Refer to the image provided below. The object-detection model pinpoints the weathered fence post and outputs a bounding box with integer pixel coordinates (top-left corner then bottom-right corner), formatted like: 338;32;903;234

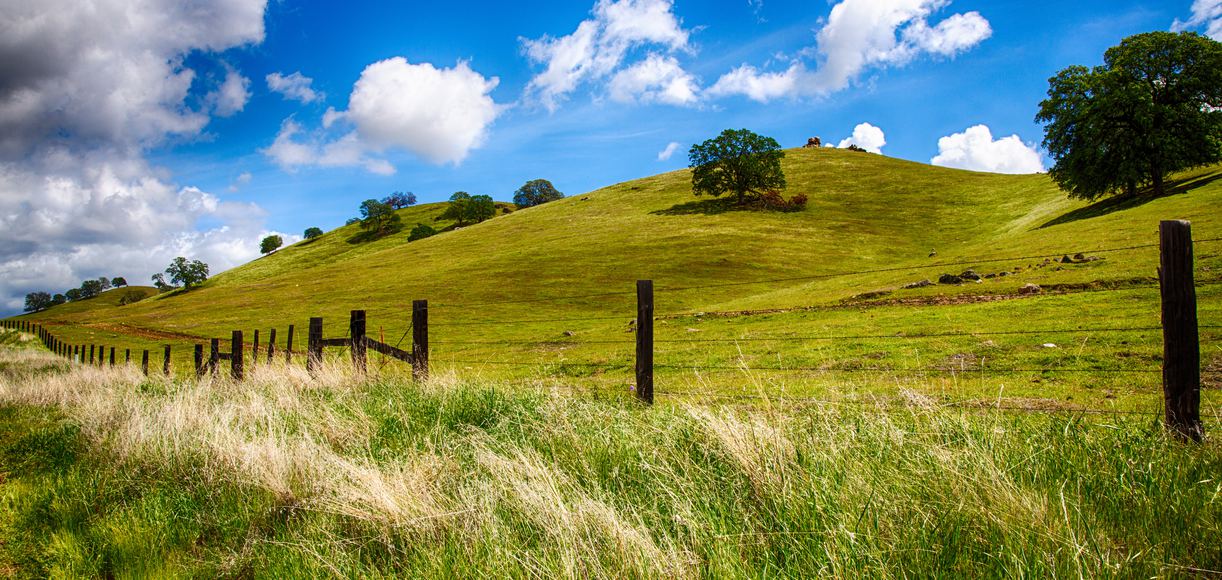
350;310;367;375
89;345;95;364
125;349;130;364
412;300;429;382
1159;220;1203;442
163;345;171;376
267;328;277;364
210;338;220;376
252;329;260;368
231;331;244;380
109;347;115;367
307;318;323;375
636;280;654;405
286;325;295;363
194;344;204;377
97;345;104;367
141;350;149;376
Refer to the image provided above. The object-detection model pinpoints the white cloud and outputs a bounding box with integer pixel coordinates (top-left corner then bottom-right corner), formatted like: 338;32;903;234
266;71;325;103
210;67;251;117
346;57;502;166
709;0;991;102
1172;0;1222;40
226;171;252;192
837;122;886;153
0;0;274;313
261;118;396;175
657;141;681;161
522;0;696;110
930;125;1044;174
608;54;699;105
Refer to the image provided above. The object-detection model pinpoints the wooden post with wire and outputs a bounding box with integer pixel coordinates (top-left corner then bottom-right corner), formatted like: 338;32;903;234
412;300;428;382
162;345;171;376
307;318;323;375
231;331;244;380
267;328;277;364
252;329;260;368
194;344;204;377
141;350;149;376
209;338;220;376
635;280;654;405
1159;219;1203;442
286;324;295;364
350;310;367;376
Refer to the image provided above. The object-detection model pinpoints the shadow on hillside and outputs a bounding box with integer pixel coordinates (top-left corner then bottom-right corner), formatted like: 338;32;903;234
650;198;761;216
346;226;404;244
1039;171;1222;229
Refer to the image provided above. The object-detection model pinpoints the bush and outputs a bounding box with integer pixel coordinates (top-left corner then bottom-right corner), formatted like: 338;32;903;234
408;223;437;242
759;190;808;212
118;290;147;306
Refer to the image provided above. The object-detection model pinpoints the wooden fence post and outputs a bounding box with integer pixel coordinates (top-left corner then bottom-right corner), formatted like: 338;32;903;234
267;328;277;364
1159;220;1203;442
252;329;260;368
231;331;244;380
635;280;654;405
97;345;104;367
125;349;130;364
210;338;220;376
89;345;95;364
412;300;429;382
350;310;366;375
109;347;115;367
194;344;204;377
163;345;171;376
141;350;149;376
307;318;323;375
286;325;295;363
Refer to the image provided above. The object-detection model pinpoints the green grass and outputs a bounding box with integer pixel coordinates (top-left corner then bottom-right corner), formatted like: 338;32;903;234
0;349;1219;578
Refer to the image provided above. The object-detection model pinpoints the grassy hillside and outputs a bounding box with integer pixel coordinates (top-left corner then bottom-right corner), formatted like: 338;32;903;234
8;148;1222;409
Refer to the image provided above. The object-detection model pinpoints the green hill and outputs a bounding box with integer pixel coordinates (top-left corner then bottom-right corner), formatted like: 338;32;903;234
10;148;1222;408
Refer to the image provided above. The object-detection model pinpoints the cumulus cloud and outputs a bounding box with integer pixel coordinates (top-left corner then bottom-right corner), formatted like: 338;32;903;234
657;141;682;161
1172;0;1222;40
930;125;1044;174
837;122;886;153
210;67;252;117
227;171;252;192
266;71;325;103
261;119;395;175
522;0;696;110
709;0;991;102
0;0;272;313
608;54;699;105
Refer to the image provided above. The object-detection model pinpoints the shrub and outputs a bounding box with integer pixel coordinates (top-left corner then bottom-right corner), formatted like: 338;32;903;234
118;290;147;306
408;223;437;242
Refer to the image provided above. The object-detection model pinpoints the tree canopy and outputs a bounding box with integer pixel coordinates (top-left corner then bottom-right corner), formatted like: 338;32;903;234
165;257;209;288
112;277;127;287
359;199;402;236
1037;31;1222;200
260;234;283;254
688;129;787;205
382;191;417;209
303;227;324;240
408;223;437;242
513;179;564;208
439;192;497;225
24;291;52;312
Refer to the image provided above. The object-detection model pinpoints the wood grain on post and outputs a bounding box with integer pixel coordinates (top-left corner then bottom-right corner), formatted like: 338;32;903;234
635;280;654;405
231;331;244;380
268;328;277;364
350;310;366;376
412;300;429;382
1159;220;1203;442
307;318;322;375
163;345;171;376
286;324;295;364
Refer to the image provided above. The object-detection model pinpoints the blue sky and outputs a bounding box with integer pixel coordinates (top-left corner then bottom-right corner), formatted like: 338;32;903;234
0;0;1218;314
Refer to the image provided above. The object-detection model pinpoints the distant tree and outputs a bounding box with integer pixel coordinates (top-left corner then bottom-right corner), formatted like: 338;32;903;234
24;292;52;312
118;290;147;306
381;191;417;209
345;217;360;226
151;273;173;292
1037;31;1222;200
303;227;324;240
165;257;209;289
98;277;111;290
408;223;438;241
513;179;564;208
260;234;284;254
111;277;127;287
689;128;787;205
79;279;103;298
439;191;471;224
359;199;401;236
64;288;83;301
466;194;496;223
51;294;66;306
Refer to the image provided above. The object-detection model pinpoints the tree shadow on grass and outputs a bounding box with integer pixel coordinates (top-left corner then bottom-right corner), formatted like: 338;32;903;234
650;197;777;216
1039;171;1222;229
345;226;404;244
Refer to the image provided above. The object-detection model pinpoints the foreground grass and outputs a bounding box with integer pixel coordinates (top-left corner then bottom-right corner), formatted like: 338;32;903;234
1;347;1219;578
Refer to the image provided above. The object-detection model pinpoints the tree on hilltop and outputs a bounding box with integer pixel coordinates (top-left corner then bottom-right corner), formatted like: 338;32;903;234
1037;31;1222;200
359;199;402;236
688;128;787;205
24;292;52;312
382;191;417;209
303;227;324;240
260;235;283;254
513;179;564;208
165;257;209;289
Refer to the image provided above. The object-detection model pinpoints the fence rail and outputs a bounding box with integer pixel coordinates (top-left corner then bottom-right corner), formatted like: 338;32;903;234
2;221;1217;440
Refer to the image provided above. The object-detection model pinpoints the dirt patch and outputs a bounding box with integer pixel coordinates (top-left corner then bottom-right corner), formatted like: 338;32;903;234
949;397;1080;412
82;322;209;342
1205;356;1222;390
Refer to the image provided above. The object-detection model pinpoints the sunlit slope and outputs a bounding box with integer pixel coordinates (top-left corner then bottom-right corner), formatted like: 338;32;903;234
14;147;1222;340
